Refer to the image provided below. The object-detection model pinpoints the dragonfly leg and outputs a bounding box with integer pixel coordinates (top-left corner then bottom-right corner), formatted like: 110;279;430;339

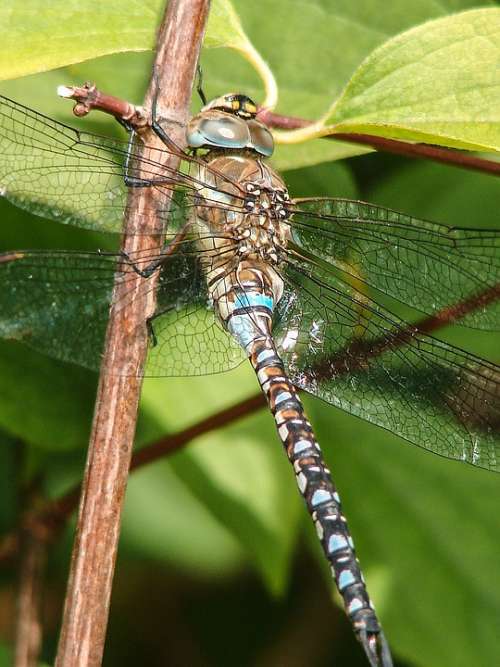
121;223;190;278
196;63;207;106
150;118;186;155
149;86;190;157
146;315;159;347
122;130;179;189
145;304;176;348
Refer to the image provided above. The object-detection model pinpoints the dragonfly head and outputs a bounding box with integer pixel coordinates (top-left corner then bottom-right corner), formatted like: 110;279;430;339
187;93;273;157
201;93;258;119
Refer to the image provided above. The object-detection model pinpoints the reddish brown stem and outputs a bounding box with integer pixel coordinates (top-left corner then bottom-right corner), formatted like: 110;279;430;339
313;283;500;380
257;109;500;177
413;283;500;334
14;531;46;667
131;394;266;470
53;2;211;666
58;82;149;132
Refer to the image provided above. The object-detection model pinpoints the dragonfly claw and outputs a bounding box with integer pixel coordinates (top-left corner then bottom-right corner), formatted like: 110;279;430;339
358;629;393;667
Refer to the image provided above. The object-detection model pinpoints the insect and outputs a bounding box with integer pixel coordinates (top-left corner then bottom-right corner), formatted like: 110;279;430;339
0;86;499;666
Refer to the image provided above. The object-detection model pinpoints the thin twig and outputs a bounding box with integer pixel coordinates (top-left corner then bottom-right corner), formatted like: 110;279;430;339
130;394;266;469
313;283;500;379
257;109;500;177
14;527;47;667
53;2;211;666
57;82;149;132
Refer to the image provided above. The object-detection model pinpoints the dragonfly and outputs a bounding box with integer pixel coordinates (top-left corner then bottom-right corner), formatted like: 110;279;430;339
0;86;499;667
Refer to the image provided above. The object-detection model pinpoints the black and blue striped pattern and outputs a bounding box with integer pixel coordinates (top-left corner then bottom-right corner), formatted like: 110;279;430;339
222;277;391;666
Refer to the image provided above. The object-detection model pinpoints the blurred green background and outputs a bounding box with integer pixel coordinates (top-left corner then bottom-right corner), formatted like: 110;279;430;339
0;1;499;666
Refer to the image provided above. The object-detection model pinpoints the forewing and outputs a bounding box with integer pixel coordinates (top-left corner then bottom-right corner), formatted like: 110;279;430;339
290;198;500;330
0;95;248;235
274;255;500;472
0;250;115;369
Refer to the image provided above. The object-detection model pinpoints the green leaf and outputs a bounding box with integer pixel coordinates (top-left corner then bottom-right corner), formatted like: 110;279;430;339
0;339;96;451
121;459;246;576
206;0;277;107
0;644;12;667
139;369;303;595
0;0;277;105
283;160;358;200
316;9;500;152
367;159;500;230
0;0;162;80
2;1;495;169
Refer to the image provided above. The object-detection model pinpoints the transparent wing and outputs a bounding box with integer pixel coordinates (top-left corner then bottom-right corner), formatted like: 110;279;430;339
275;253;500;472
0;94;247;234
144;239;245;376
145;306;245;377
290;198;500;330
0;242;244;376
0;250;116;369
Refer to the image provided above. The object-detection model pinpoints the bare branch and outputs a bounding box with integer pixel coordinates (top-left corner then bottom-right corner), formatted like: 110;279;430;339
53;2;211;666
312;283;500;380
14;531;46;667
57;82;149;132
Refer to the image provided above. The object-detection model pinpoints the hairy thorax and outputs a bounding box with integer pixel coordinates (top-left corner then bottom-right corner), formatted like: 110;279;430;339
192;153;291;266
190;152;292;323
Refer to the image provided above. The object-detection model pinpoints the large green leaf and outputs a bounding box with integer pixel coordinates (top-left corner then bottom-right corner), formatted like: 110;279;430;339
0;644;12;667
1;0;496;168
121;459;246;576
139;368;302;595
0;340;96;451
0;0;251;75
367;159;500;231
305;9;500;152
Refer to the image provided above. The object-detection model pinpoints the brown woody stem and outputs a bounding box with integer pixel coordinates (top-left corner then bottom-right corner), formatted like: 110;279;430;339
53;2;211;666
57;82;149;132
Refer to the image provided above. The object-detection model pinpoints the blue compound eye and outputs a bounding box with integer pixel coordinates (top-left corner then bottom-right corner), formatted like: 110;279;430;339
187;114;249;150
247;120;274;157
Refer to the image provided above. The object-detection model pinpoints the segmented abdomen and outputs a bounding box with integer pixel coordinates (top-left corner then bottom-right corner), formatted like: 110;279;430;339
249;335;382;636
215;260;382;639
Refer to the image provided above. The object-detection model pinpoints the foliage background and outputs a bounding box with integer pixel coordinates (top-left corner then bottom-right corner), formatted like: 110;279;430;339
0;1;499;666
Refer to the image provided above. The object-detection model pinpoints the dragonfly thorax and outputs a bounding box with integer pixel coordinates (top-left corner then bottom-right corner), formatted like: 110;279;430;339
233;182;291;264
190;153;290;344
192;154;292;267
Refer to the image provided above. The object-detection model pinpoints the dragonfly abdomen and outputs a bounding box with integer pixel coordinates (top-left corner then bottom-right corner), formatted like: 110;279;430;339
249;337;382;633
209;255;386;653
